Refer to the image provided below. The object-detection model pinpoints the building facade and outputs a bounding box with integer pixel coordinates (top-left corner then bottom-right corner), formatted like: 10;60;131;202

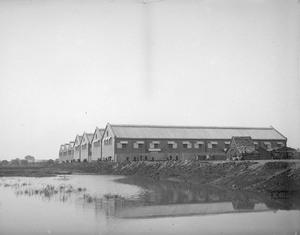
73;135;82;162
91;127;105;161
80;132;93;162
66;141;74;162
101;123;287;162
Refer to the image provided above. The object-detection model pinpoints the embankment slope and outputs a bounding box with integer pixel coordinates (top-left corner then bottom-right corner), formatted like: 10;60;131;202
1;160;299;192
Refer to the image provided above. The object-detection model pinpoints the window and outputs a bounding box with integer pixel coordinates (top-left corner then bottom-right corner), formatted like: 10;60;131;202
264;142;271;149
277;142;284;147
209;141;218;148
182;141;191;148
168;141;177;149
117;141;128;148
133;141;144;149
195;141;204;148
149;141;160;150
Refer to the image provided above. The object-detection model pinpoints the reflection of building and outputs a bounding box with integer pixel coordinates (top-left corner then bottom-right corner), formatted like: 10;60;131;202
232;200;255;210
108;201;270;219
101;123;287;162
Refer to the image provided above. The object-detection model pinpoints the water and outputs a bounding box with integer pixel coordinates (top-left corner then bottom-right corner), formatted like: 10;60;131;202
0;175;299;235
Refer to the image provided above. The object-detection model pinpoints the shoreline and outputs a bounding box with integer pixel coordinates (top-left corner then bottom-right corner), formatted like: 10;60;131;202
1;160;299;193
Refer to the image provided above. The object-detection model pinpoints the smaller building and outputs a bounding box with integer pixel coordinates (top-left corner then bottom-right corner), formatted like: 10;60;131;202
59;144;65;163
80;132;94;162
272;146;297;159
91;127;105;161
226;136;256;160
73;135;82;162
66;141;75;163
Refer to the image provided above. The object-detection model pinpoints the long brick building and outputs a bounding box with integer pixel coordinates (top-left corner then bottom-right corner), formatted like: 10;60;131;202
101;123;287;162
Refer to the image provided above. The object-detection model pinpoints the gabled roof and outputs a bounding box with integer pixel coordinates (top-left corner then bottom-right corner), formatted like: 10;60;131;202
91;127;105;142
59;144;65;152
74;135;82;146
86;134;94;142
81;132;94;145
64;143;70;151
107;123;287;140
68;141;75;149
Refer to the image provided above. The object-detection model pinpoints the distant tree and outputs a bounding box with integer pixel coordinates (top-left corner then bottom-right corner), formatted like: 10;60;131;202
20;160;28;165
46;159;55;165
25;155;35;163
2;160;9;165
11;159;20;165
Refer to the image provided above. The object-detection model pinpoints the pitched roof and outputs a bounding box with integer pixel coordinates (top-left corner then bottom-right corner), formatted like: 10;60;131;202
108;124;287;140
59;144;65;152
68;141;75;149
86;133;94;142
92;127;105;142
74;135;82;146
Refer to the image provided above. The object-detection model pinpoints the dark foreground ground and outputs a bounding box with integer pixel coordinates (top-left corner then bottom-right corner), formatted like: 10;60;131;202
1;160;299;193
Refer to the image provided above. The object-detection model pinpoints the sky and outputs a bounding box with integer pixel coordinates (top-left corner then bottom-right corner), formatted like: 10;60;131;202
0;0;299;160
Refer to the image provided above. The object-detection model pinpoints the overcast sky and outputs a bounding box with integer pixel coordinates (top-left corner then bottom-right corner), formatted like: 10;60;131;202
0;0;299;160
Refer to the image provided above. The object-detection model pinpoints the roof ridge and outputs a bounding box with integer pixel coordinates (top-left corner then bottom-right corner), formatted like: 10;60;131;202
110;124;273;130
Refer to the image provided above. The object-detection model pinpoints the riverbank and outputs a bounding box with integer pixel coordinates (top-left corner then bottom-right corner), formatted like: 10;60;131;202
1;160;299;193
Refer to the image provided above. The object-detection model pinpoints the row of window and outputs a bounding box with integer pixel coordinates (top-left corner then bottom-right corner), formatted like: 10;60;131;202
103;137;112;146
70;141;285;150
116;141;229;149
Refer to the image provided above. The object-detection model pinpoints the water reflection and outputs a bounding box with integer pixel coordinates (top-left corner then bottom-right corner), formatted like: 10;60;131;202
1;176;300;235
1;176;300;219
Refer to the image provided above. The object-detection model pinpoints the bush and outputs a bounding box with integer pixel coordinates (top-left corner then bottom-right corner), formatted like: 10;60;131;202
46;159;55;165
11;159;20;165
20;160;28;165
0;160;9;166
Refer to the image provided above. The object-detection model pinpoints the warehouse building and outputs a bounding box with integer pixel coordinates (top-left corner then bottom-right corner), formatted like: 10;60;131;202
101;123;287;162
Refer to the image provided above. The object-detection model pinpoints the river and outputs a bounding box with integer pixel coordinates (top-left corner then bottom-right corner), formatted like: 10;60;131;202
0;175;299;235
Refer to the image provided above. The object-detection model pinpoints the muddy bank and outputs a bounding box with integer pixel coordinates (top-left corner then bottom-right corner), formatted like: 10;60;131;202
1;160;300;193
